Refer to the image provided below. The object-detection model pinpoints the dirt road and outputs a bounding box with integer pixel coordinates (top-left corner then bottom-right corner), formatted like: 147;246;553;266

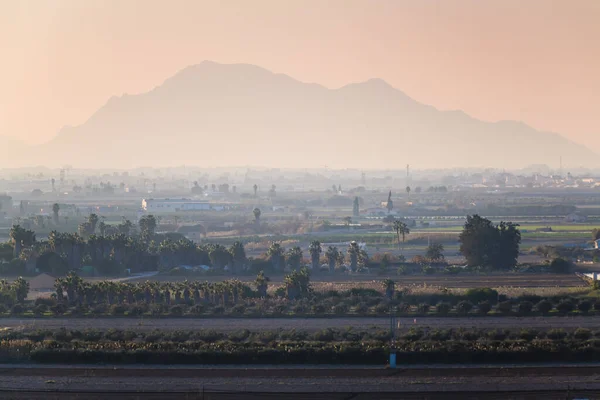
2;315;598;332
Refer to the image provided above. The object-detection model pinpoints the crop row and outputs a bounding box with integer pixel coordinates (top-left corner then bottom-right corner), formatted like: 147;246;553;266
2;327;600;365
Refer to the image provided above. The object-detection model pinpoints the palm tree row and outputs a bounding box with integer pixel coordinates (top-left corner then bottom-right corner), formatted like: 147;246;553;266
54;273;250;307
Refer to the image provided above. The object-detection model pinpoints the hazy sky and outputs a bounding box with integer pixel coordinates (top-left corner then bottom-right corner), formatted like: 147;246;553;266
1;0;599;149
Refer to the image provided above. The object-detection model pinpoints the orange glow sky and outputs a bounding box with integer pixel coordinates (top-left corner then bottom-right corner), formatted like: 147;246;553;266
1;0;599;148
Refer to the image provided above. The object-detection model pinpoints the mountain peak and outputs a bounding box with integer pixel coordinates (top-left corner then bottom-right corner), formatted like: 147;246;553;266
2;62;596;169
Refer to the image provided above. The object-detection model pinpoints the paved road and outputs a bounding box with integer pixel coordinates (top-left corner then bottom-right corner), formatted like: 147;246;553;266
1;316;599;332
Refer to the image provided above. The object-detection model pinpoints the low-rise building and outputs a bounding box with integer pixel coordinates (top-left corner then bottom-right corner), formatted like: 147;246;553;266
142;198;226;212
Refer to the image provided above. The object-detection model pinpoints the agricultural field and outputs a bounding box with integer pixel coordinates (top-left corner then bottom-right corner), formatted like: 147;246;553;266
130;272;586;288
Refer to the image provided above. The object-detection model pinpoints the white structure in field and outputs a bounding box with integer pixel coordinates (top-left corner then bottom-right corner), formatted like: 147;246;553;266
142;198;225;212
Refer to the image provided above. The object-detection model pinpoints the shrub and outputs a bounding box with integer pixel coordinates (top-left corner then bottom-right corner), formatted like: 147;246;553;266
129;305;145;316
50;303;67;316
313;328;336;342
496;301;513;314
354;303;368;314
518;329;538;341
33;304;48;316
417;303;430;314
435;302;451;315
212;305;225;315
517;301;533;315
535;300;553;314
231;305;246;315
487;329;508;341
190;305;205;315
150;304;165;316
477;301;492;315
292;304;307;314
272;304;287;315
578;300;592;314
594;302;600;311
332;304;349;315
396;266;408;275
169;305;183;316
396;302;411;313
375;303;390;314
549;257;571;274
11;304;24;315
34;297;57;307
311;304;326;314
92;304;108;315
110;304;127;315
465;288;499;304
348;288;380;297
547;329;567;340
574;328;592;340
456;301;473;315
556;300;575;314
274;287;286;298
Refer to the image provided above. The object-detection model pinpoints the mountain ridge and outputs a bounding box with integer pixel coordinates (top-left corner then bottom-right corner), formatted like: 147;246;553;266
2;61;597;169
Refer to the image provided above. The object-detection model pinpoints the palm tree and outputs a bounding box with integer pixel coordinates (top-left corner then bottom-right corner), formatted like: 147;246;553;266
88;213;99;233
98;221;107;236
52;203;60;225
286;246;303;270
253;208;261;224
229;241;246;274
309;241;322;270
267;242;284;271
347;241;360;272
10;225;26;258
382;279;395;300
393;220;410;251
325;246;339;273
54;278;65;302
406;186;411;201
253;184;258;197
255;270;270;298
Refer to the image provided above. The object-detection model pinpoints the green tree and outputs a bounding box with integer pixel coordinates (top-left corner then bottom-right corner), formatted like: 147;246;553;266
459;214;521;270
426;242;445;262
347;241;360;272
87;213;99;233
254;270;270;297
406;186;411;201
382;279;395;300
386;191;393;214
549;257;571;274
139;215;157;242
286;246;303;270
229;241;246;274
343;216;352;228
393;220;410;251
52;203;60;225
308;240;322;271
284;266;311;300
267;242;284;271
11;277;29;303
325;246;339;273
10;225;35;259
253;208;261;224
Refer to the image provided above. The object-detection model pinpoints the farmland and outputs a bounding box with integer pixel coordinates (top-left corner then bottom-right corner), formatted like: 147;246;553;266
4;315;600;331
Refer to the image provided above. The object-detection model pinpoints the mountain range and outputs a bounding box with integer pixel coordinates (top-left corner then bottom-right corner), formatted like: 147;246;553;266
1;61;597;170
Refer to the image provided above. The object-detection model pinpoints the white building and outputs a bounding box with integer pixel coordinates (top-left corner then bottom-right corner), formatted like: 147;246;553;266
142;198;224;213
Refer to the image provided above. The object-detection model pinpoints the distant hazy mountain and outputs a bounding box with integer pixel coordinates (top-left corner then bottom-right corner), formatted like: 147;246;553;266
5;61;598;169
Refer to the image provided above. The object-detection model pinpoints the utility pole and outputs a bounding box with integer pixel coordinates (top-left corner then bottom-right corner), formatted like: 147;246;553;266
389;306;397;368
